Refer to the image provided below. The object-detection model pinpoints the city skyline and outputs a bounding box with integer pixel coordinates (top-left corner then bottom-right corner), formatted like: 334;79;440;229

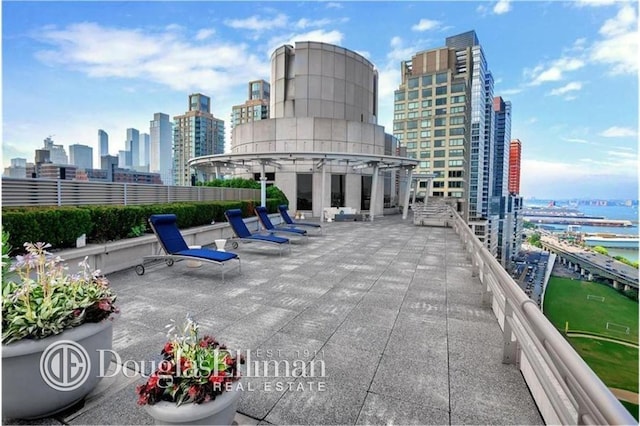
2;1;638;199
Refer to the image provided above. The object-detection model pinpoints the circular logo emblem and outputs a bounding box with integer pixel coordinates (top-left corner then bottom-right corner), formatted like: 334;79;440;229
40;340;91;391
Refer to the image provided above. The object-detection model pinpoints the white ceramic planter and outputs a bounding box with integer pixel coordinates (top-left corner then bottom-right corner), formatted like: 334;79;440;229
2;320;114;419
143;381;241;425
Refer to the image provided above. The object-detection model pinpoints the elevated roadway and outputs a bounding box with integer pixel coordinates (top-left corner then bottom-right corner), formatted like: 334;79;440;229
540;235;638;290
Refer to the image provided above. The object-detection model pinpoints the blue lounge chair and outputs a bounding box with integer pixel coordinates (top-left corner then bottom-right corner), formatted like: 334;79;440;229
254;206;309;242
278;205;322;233
135;214;241;279
224;209;291;255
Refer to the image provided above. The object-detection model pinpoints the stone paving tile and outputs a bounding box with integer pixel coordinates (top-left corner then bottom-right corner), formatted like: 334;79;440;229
355;392;450;425
326;318;392;354
369;354;450;413
318;343;381;391
278;307;348;342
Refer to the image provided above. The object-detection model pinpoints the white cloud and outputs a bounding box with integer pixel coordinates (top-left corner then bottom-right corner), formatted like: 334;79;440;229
195;29;215;41
520;158;638;199
575;0;621;7
527;57;585;85
224;14;288;31
411;19;441;32
548;81;583;96
326;2;343;9
266;29;344;57
499;88;523;96
590;5;639;74
33;22;271;97
562;137;589;144
599;126;638;137
493;0;512;15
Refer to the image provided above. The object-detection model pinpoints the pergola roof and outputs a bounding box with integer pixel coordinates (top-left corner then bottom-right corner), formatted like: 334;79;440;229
187;151;419;172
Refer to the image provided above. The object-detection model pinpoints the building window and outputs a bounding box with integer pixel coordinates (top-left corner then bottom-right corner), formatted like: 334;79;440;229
394;113;405;120
448;170;464;178
420;130;431;138
420;119;432;128
408;102;419;109
421;110;432;117
435;97;447;106
434;129;446;137
450;116;465;125
393;122;405;130
448;191;463;197
451;95;466;104
433;191;444;197
406;142;417;149
407;120;418;129
407;111;419;118
297;174;313;210
451;83;465;93
420;161;430;168
408;90;419;100
449;181;463;188
421;100;432;108
361;175;372;210
407;132;418;139
450;106;465;114
435;86;448;95
434;118;446;127
449;149;464;157
422;75;433;86
394;103;405;111
394;91;405;101
449;127;465;136
434;160;445;168
435;108;447;115
433;181;445;188
420;141;431;148
436;72;448;84
331;174;345;207
408;77;419;89
422;88;432;97
434;150;446;158
420;151;430;158
448;160;464;167
449;138;464;146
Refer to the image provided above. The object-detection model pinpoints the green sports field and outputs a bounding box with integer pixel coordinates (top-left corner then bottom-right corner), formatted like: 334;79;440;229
544;277;638;343
543;276;639;416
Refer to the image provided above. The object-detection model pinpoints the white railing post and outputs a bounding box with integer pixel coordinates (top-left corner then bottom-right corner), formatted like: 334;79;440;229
57;180;62;206
124;183;128;205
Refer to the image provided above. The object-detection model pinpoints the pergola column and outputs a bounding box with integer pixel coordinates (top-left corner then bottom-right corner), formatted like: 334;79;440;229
369;163;380;222
402;167;413;220
320;160;326;222
260;161;267;207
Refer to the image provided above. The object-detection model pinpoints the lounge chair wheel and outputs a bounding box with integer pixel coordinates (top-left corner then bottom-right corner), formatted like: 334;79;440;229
231;242;239;249
165;259;174;267
135;264;145;276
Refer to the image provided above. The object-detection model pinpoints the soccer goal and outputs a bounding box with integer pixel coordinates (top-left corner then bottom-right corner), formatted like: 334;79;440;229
606;322;630;335
586;294;605;302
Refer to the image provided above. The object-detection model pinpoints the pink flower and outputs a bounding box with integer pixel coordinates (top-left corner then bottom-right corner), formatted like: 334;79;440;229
98;299;111;311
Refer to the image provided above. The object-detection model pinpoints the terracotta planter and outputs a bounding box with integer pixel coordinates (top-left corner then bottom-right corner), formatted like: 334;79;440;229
143;381;241;425
2;320;114;419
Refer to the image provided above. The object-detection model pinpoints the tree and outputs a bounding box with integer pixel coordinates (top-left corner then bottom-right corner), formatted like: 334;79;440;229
592;246;609;256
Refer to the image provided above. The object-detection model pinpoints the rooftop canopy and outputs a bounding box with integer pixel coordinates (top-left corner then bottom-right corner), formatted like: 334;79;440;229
188;151;420;221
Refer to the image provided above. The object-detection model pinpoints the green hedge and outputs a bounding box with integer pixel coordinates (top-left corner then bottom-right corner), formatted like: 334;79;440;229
1;199;286;253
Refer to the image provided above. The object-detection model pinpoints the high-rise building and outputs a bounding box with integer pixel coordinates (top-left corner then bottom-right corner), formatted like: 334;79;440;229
98;129;109;157
140;133;150;168
118;150;128;168
43;136;68;164
69;144;93;170
3;158;27;178
125;128;140;167
492;97;511;198
394;30;499;250
173;93;225;185
150;112;173;186
509;139;522;195
231;80;270;129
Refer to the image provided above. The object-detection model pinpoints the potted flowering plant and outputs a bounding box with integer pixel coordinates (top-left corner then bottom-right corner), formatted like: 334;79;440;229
1;240;118;419
136;315;244;425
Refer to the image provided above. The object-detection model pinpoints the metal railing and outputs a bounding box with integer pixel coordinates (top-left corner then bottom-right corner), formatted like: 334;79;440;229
449;207;635;425
1;178;261;207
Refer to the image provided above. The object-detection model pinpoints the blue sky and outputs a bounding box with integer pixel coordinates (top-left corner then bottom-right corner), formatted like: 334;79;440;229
2;0;638;200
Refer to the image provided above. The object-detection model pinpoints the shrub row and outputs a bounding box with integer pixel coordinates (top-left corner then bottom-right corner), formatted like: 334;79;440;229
2;199;287;253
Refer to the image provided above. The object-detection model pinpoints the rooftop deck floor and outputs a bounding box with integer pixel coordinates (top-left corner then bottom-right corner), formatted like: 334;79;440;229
7;215;543;425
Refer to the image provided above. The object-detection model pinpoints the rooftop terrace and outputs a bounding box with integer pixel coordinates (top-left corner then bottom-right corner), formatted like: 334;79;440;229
7;214;546;425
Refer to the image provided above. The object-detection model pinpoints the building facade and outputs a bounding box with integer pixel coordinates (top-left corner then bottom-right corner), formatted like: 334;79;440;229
43;136;68;165
231;42;399;217
173;93;225;186
3;158;27;178
231;80;270;129
98;129;109;157
509;139;522;195
69;144;93;170
150;112;173;186
140;133;150;168
125;128;140;168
